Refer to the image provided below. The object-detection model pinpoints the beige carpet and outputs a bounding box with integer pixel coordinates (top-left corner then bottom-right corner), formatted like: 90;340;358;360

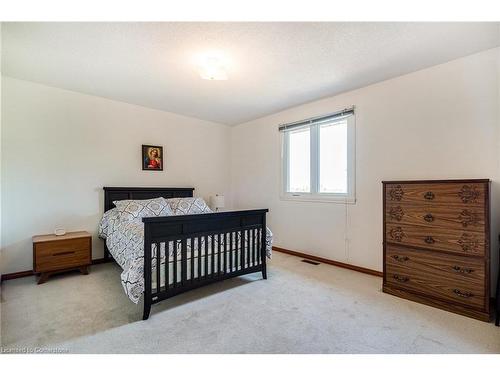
1;252;499;353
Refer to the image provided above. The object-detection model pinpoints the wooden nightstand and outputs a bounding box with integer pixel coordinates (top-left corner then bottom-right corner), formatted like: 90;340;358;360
33;231;92;284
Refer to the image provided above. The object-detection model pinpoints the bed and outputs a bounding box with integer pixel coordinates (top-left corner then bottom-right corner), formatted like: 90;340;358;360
99;187;271;320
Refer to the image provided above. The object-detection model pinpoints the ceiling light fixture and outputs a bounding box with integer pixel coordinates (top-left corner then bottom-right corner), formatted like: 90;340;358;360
195;52;229;80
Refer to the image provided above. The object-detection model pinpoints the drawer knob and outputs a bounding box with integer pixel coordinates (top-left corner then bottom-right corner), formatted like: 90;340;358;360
424;236;435;244
424;191;435;200
452;265;473;274
393;274;410;283
453;289;474;298
423;213;434;222
391;255;409;262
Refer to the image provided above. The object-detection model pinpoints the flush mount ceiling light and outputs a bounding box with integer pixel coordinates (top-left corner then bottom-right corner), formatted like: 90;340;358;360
195;52;229;80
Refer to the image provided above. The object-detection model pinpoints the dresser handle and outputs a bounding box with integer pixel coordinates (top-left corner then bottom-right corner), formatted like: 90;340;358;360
453;289;474;298
52;251;75;256
423;213;435;222
391;255;409;262
424;236;435;244
452;266;473;274
424;191;435;200
393;274;409;283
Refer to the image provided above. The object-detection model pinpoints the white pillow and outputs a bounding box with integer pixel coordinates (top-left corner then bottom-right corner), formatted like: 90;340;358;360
165;197;212;215
113;197;173;220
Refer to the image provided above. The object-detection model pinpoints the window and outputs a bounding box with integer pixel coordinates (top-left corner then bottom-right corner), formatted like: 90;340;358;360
281;109;355;203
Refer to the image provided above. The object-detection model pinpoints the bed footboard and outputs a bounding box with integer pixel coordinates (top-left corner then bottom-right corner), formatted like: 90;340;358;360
142;209;268;320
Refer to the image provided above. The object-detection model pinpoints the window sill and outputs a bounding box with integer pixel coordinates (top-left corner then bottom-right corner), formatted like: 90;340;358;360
280;194;356;204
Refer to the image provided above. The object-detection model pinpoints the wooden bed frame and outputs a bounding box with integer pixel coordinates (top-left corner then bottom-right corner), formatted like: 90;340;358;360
103;187;268;320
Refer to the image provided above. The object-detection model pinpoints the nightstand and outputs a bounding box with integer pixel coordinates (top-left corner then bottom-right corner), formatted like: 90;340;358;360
33;231;92;284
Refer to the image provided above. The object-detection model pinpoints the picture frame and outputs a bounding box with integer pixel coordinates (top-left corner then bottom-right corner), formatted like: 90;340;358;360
142;145;164;171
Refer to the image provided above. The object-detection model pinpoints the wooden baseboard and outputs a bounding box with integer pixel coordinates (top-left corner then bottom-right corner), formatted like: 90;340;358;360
1;257;111;283
0;270;36;283
273;246;383;277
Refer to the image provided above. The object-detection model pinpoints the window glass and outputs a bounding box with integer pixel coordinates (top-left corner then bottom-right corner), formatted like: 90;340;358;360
288;128;310;193
319;120;347;194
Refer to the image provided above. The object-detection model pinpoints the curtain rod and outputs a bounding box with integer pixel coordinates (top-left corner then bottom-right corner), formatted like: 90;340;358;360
279;106;355;132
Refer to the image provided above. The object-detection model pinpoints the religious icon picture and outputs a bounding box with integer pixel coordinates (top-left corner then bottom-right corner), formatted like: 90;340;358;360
142;145;163;171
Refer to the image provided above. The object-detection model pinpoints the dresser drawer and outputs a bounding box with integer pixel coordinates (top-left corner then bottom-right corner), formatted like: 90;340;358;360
385;203;485;232
386;247;486;309
35;237;91;272
386;245;485;285
385;182;486;207
386;223;486;256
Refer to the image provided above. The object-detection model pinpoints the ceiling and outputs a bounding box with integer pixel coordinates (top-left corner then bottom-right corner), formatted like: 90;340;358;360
2;22;500;125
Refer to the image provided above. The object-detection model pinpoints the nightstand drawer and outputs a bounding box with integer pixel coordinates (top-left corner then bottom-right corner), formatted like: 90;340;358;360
34;237;91;272
36;249;89;272
35;237;89;256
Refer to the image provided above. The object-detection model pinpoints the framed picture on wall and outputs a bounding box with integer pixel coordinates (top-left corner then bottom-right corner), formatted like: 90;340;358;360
142;145;164;171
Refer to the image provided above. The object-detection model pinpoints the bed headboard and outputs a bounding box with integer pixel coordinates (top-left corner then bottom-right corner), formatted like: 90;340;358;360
103;187;195;212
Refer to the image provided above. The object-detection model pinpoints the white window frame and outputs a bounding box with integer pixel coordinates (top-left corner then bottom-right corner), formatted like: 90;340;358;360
280;114;356;204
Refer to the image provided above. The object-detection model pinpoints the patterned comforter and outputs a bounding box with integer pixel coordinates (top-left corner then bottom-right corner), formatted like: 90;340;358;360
98;208;273;303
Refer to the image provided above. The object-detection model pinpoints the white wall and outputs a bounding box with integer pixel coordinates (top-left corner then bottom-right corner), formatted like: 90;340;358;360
231;48;500;292
1;77;231;274
0;23;3;280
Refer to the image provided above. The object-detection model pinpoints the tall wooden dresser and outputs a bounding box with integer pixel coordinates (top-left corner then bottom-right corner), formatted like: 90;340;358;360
383;179;490;321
